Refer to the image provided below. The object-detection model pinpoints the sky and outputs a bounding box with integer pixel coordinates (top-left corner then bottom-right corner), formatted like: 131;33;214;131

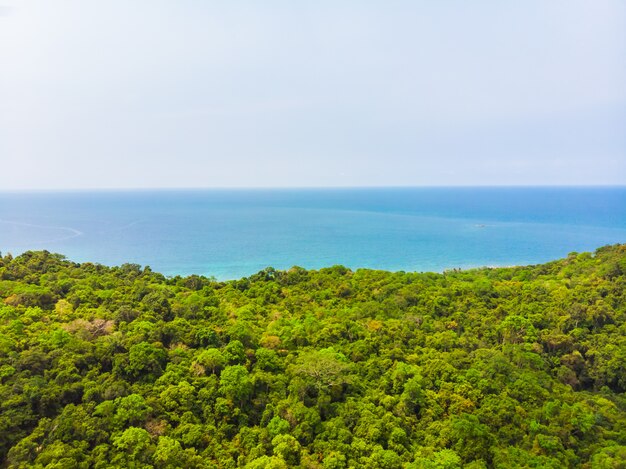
0;0;624;189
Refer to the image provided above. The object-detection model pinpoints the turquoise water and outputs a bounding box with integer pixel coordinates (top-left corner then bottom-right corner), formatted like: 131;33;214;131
0;187;625;280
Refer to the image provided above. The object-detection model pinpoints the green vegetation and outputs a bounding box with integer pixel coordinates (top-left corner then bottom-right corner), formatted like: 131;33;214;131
1;245;626;468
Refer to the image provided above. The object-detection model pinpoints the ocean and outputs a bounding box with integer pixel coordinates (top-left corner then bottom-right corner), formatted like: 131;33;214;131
0;187;625;280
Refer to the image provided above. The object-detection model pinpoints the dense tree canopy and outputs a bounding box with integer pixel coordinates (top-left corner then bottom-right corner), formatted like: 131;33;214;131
0;245;625;468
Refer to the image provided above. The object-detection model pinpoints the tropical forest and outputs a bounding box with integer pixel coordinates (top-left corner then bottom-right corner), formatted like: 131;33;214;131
1;245;625;468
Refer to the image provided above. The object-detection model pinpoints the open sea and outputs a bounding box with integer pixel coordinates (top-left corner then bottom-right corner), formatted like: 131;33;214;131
0;187;625;280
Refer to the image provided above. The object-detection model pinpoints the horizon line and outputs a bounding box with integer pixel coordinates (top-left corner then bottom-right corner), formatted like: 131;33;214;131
1;183;626;193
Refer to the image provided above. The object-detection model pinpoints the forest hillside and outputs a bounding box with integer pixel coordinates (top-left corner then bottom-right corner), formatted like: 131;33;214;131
0;245;625;468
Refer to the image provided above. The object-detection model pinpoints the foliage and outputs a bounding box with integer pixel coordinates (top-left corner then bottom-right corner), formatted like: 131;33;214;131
0;246;625;467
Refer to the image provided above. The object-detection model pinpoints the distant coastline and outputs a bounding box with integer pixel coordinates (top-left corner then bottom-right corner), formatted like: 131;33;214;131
1;187;625;280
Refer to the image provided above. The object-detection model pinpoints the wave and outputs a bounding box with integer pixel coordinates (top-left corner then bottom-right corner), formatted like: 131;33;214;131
0;218;83;245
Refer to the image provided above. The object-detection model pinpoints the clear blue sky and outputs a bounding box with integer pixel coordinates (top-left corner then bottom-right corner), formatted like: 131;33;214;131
0;1;624;189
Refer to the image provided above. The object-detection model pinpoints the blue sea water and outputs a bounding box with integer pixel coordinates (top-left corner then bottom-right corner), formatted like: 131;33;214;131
0;187;625;280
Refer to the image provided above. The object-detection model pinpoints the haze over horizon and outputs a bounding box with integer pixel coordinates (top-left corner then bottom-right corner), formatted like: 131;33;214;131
1;1;625;190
